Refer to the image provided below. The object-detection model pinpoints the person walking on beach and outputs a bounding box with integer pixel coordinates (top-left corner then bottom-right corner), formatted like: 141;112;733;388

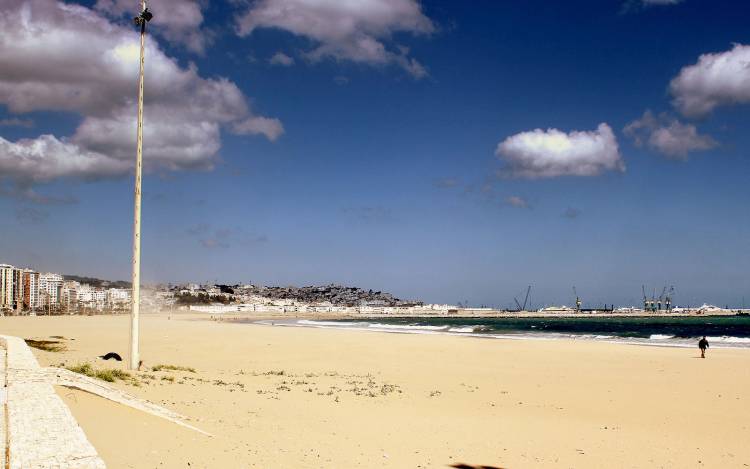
698;336;709;358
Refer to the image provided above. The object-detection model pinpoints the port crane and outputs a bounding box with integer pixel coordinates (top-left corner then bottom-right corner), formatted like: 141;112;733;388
657;286;667;311
642;285;674;312
665;286;674;312
642;285;656;312
513;286;532;312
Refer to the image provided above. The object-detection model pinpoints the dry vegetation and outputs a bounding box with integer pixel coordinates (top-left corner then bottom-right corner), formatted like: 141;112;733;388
152;364;196;373
25;338;66;352
65;363;140;386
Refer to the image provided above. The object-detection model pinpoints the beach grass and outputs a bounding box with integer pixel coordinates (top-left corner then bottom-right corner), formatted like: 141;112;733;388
66;362;135;383
152;364;196;373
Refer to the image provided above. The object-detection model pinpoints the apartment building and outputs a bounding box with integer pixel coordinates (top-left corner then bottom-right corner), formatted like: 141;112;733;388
62;280;80;311
107;288;131;308
39;272;64;307
0;264;14;309
22;269;41;310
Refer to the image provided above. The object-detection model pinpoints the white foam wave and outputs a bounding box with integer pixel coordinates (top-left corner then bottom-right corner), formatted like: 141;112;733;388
706;336;750;344
649;334;675;340
368;323;448;331
448;327;475;333
297;320;361;327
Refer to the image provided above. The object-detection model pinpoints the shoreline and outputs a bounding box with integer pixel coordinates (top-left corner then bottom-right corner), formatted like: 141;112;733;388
237;317;750;350
195;310;747;319
6;307;746;321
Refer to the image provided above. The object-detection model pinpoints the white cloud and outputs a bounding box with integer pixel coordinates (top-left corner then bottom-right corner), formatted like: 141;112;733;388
0;134;130;185
505;196;529;209
94;0;209;53
231;117;285;141
624;111;716;159
670;44;750;117
0;0;282;197
269;52;295;66
235;0;435;78
495;124;625;178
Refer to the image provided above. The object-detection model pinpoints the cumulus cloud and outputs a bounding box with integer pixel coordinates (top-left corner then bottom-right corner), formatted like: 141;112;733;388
235;0;435;78
0;134;130;188
94;0;209;53
269;52;295;66
0;0;282;199
670;44;750;117
505;196;530;209
495;124;625;178
624;111;716;159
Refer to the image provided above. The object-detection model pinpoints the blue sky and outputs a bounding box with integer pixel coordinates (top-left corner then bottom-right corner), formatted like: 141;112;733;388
1;0;749;308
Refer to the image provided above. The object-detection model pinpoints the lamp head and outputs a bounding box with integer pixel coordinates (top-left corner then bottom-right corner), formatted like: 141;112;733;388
134;8;153;26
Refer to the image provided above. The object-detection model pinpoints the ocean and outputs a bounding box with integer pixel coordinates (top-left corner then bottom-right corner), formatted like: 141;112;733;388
256;316;750;348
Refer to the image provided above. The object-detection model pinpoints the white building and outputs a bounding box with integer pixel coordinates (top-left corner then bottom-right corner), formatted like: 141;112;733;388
107;288;131;308
77;284;107;309
62;281;80;311
12;268;24;310
0;264;14;310
39;273;64;308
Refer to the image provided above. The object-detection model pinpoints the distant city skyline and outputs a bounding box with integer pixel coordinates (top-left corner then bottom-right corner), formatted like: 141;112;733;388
1;0;749;308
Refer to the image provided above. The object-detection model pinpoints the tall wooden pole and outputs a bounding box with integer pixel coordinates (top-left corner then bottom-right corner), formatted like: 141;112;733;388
130;0;147;370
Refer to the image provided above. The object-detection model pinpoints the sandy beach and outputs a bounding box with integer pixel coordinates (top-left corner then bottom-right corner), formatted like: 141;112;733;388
3;313;749;468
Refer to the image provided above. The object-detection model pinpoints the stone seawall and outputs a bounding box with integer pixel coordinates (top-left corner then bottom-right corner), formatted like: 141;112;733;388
1;335;106;469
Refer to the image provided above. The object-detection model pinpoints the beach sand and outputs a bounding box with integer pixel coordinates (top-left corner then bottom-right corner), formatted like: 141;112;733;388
3;313;749;468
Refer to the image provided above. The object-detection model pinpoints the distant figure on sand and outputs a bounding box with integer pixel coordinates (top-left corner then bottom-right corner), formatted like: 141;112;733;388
698;336;709;358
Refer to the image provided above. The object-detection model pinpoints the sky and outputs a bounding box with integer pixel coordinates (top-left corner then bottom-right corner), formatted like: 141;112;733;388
1;0;749;308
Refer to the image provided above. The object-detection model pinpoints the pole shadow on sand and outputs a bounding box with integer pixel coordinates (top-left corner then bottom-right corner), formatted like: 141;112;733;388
449;463;505;469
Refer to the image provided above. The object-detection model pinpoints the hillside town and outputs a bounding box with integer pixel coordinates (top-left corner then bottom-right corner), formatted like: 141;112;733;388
0;261;448;316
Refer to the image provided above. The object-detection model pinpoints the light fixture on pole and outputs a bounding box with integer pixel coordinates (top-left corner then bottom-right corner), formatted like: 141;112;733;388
130;0;153;371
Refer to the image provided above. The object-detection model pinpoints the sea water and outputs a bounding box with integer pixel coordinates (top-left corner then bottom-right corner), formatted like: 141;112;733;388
258;316;750;349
